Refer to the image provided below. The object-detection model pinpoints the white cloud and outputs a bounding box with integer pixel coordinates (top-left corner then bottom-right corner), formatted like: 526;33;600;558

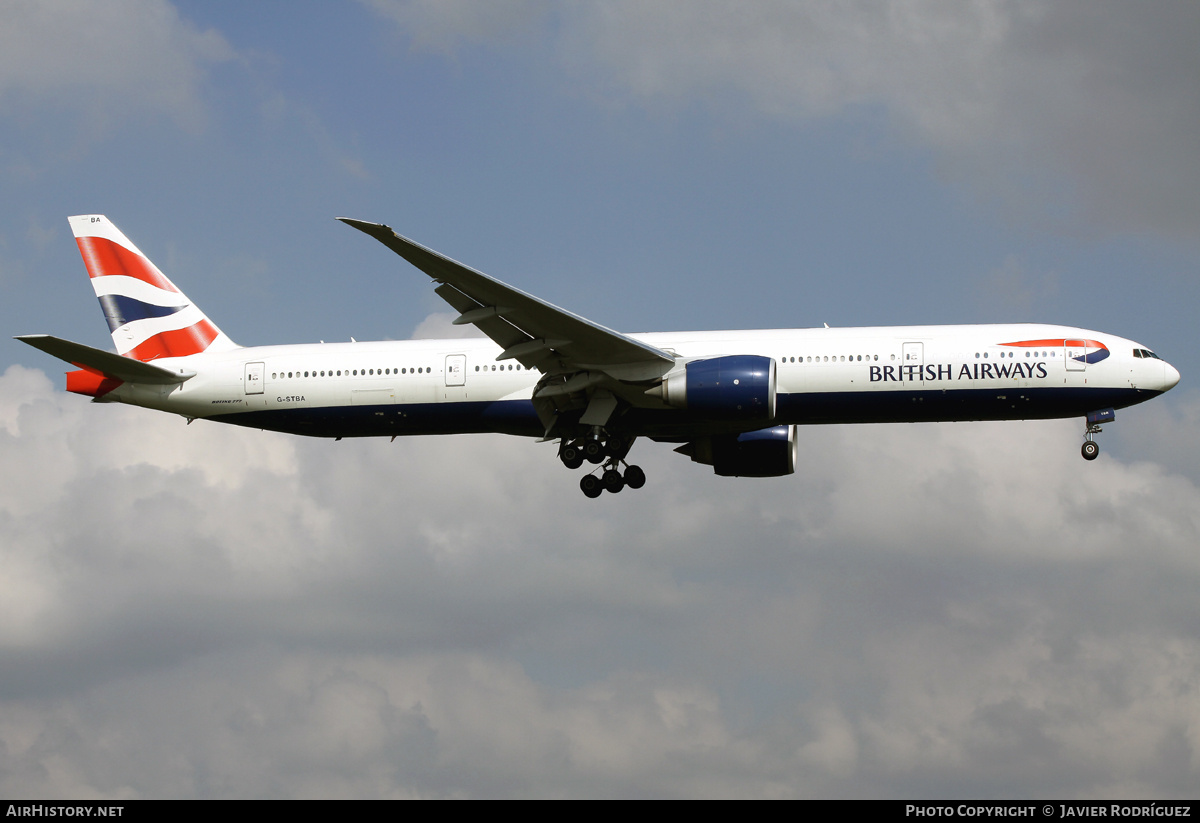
0;0;233;134
364;0;551;55
1;363;1198;796
410;312;487;340
371;0;1200;240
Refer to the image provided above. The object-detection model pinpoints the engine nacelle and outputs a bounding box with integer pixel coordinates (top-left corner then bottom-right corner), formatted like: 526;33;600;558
662;355;776;421
684;425;797;477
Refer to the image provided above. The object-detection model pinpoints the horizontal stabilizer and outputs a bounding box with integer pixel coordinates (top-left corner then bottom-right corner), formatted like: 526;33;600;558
15;335;194;384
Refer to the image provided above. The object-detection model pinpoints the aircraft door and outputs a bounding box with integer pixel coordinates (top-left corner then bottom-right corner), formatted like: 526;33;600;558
903;342;923;380
244;361;265;394
1064;340;1086;372
445;354;466;386
442;354;467;402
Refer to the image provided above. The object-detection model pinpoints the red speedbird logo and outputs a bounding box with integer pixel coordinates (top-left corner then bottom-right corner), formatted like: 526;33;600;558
1001;338;1110;365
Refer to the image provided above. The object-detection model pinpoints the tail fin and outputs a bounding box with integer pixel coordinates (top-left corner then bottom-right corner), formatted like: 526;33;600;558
70;215;238;361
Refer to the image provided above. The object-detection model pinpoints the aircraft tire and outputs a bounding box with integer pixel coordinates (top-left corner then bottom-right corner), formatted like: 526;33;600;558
584;440;606;464
624;465;646;489
602;469;625;493
1081;441;1100;460
580;474;603;498
561;444;585;470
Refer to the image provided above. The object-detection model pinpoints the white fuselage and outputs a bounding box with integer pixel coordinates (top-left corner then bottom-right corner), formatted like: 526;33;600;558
98;323;1179;440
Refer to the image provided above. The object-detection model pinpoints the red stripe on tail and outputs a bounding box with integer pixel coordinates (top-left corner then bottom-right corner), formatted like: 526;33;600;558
75;236;179;292
125;320;220;361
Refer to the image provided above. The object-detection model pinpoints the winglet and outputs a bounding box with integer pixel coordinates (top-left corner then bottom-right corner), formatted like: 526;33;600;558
337;217;472;285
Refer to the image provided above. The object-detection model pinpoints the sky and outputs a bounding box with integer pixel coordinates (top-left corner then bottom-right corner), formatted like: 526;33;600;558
1;0;1198;799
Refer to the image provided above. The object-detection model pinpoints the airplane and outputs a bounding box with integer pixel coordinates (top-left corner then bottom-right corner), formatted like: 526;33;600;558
17;215;1181;498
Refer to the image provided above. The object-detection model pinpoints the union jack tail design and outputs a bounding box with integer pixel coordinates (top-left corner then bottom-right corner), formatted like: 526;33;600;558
70;215;238;361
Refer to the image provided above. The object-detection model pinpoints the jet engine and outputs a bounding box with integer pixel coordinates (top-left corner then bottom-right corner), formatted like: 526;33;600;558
660;355;776;421
680;425;797;477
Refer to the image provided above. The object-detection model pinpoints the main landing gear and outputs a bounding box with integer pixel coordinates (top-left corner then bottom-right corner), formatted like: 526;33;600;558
559;433;646;498
578;464;645;499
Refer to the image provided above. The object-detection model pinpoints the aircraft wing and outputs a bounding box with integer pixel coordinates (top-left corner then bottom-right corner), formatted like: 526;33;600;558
16;334;194;384
338;219;676;382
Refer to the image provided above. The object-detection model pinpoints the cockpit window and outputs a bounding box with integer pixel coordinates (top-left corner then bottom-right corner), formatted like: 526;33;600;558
1134;348;1160;360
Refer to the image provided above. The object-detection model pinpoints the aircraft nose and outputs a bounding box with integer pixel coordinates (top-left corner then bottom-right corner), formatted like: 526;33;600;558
1163;361;1181;392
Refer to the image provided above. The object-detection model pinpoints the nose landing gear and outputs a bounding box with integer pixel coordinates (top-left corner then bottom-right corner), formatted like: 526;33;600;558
1081;408;1114;461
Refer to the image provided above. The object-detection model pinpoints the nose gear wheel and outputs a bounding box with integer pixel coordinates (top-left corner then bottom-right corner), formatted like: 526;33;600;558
1082;420;1104;461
